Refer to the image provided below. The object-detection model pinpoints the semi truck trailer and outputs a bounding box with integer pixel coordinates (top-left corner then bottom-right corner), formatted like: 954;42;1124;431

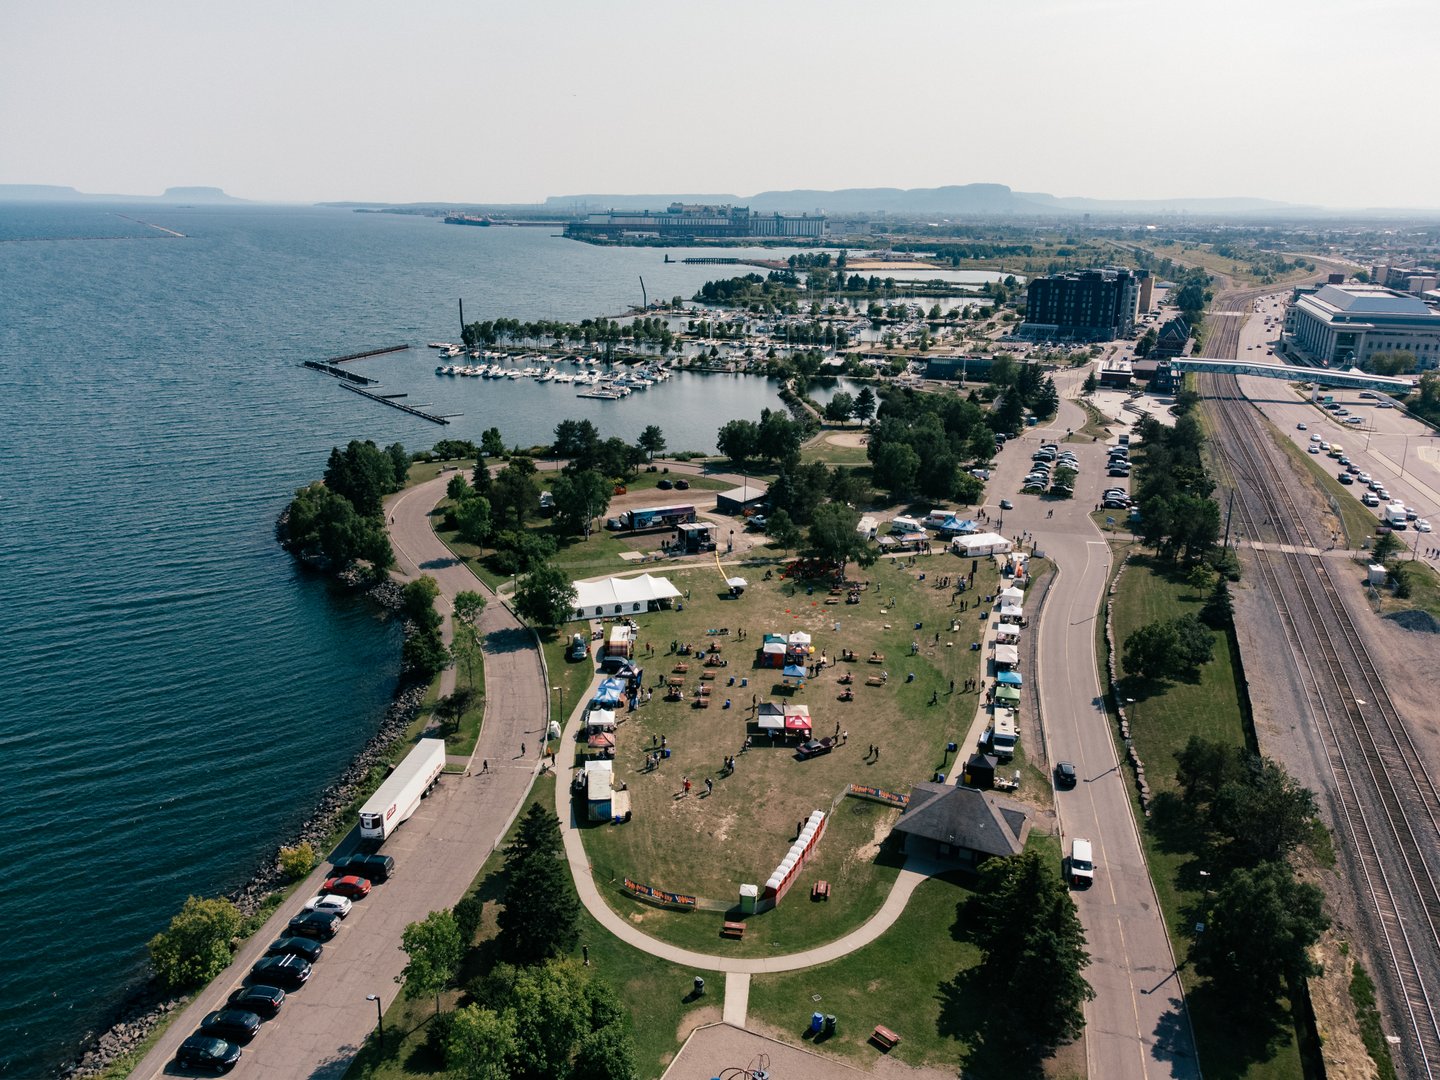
358;738;446;842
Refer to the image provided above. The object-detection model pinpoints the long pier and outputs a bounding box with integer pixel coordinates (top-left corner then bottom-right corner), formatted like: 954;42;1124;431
302;360;379;385
338;381;452;424
325;344;410;364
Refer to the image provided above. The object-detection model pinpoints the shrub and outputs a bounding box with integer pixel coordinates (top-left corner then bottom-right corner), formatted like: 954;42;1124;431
278;842;317;881
148;896;242;992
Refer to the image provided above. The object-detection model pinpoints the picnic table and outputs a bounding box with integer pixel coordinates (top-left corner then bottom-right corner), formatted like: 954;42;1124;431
673;663;690;674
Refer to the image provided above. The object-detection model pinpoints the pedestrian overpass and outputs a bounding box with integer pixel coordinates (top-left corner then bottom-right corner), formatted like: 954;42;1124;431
1171;358;1411;393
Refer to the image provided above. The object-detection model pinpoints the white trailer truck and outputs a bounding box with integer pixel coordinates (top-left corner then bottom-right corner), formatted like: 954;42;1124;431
1383;502;1409;530
358;738;446;842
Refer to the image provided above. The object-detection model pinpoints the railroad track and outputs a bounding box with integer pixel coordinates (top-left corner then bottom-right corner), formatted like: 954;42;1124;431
1196;290;1440;1077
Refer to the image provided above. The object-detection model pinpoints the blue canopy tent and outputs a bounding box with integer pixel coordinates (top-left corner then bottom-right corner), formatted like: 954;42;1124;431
782;663;808;686
938;516;977;536
593;678;625;707
996;671;1023;687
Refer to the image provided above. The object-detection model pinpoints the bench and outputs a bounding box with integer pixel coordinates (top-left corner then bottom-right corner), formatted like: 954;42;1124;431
866;676;885;687
871;1025;901;1051
721;921;745;939
867;654;886;664
673;663;689;674
811;880;830;901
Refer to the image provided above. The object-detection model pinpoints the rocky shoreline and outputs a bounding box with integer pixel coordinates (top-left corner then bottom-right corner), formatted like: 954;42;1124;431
58;571;423;1078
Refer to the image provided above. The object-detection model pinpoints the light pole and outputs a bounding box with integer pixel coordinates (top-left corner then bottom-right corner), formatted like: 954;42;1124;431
552;684;565;727
365;994;383;1050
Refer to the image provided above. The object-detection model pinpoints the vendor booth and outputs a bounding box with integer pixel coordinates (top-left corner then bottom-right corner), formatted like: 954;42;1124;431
950;532;1014;557
993;643;1020;669
996;671;1023;688
592;678;625;708
998;604;1024;625
994;685;1021;706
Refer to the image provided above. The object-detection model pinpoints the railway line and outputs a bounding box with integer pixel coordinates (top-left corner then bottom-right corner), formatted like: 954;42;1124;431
1197;290;1440;1077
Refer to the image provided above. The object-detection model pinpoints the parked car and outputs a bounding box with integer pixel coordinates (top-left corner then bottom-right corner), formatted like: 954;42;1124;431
1362;492;1380;507
303;894;352;918
198;1009;262;1045
1054;761;1078;789
656;479;673;490
321;875;371;900
175;1034;242;1074
999;499;1014;510
331;853;394;883
1346;416;1364;424
226;985;285;1019
249;954;312;991
674;479;689;490
604;517;624;531
1417;519;1432;533
1108;467;1130;477
287;911;340;941
266;936;324;963
1358;472;1372;484
1310;434;1322;442
1296;422;1307;430
1338;473;1354;484
796;737;836;759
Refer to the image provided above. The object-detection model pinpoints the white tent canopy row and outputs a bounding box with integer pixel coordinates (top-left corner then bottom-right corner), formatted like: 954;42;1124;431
571;573;682;620
999;586;1024;603
994;643;1020;666
950;532;1014;556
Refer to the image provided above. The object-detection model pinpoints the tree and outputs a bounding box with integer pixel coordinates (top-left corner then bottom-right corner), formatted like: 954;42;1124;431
1170;613;1215;675
766;508;801;555
1174;736;1246;813
993;389;1026;434
871;441;920;496
803;503;877;573
451;590;487;688
447;473;471;504
401;910;464;1015
1032;376;1060;420
480;427;507;458
553;419;601;462
1176;282;1208;317
278;842;316;881
513;563;578;628
823;391;855;424
1372;530;1402;564
1134;328;1158;358
499;803;581;964
966;851;1093;1053
505;961;593;1078
854;385;876;422
454;493;493;546
716;419;759;465
386;442;411;489
402;575;443;632
1123;620;1181;682
493;457;541;530
147;896;242;992
1191;862;1327;1019
571;1026;639;1080
447;1005;516;1080
281;482;393;569
1082;370;1099;394
637;424;666;461
551;470;610;536
1212;755;1318;864
324;440;399;518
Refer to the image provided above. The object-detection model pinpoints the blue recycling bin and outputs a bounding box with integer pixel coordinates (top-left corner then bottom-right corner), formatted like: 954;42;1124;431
662;747;672;759
935;772;946;783
810;1012;825;1034
740;677;748;687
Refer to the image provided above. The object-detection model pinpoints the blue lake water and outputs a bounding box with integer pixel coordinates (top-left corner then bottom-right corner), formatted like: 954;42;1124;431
0;204;815;1074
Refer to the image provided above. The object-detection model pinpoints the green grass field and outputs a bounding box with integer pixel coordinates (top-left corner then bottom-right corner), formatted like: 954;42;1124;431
1266;426;1375;549
573;553;1003;951
1108;556;1305;1080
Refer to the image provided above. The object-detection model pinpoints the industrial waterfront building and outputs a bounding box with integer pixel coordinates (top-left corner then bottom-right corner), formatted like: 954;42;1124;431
1283;284;1440;369
565;204;825;241
1021;267;1139;341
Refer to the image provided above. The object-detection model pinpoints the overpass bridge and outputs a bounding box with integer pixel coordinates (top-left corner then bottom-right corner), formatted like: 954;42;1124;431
1171;357;1411;393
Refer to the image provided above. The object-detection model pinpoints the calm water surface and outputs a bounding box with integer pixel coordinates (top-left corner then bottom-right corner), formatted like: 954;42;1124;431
0;204;811;1074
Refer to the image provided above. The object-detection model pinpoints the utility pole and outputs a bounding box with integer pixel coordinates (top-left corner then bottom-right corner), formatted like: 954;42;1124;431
639;276;647;311
1221;488;1236;550
458;298;465;339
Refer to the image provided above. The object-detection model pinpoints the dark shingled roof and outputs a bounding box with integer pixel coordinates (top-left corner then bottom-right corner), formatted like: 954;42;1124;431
892;782;1028;857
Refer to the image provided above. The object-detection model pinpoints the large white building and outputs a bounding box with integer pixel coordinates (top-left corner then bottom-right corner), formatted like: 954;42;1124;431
1285;284;1440;369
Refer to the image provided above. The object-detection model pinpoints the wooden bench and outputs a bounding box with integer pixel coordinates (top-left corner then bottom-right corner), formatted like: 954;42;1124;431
866;675;885;687
871;1025;901;1051
673;663;689;674
721;921;745;939
811;880;830;901
867;654;886;664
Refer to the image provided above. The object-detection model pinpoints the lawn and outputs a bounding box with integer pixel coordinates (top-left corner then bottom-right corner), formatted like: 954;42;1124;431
1266;424;1375;549
1380;557;1440;622
1108;555;1306;1080
800;428;873;465
345;784;724;1080
574;553;1002;952
746;832;1066;1074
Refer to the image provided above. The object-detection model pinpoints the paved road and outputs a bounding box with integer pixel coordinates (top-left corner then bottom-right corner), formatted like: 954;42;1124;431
131;473;547;1079
986;370;1200;1079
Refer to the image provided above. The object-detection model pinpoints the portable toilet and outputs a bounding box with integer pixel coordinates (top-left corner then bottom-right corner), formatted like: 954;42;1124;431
739;883;758;914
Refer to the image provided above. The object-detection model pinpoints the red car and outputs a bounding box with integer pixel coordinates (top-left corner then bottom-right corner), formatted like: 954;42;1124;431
320;875;371;900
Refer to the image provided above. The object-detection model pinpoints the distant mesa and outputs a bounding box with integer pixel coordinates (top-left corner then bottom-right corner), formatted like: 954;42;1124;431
0;184;246;203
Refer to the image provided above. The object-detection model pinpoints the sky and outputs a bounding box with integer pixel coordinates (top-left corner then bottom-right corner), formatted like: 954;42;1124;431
3;0;1438;208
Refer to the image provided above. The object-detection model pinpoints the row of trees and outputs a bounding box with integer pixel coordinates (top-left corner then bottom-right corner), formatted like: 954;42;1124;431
280;439;410;571
396;804;636;1078
716;408;807;468
866;387;993;502
462;316;675;354
1130;414;1222;565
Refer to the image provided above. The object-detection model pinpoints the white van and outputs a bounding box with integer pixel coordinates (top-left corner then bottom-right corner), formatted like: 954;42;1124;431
988;710;1018;760
1069;838;1095;888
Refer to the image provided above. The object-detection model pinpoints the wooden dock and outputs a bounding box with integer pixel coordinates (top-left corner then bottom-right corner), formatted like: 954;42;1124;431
325;344;410;364
338;382;452;424
302;360;379;385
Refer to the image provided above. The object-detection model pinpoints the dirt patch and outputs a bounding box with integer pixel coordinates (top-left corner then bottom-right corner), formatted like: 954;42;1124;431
1308;932;1379;1080
675;1005;723;1045
824;431;870;449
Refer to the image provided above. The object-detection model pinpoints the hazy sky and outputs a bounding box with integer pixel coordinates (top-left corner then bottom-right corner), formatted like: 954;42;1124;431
4;0;1437;207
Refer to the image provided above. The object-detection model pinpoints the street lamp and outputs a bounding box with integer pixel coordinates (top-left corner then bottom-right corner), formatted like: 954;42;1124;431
552;684;565;726
365;993;383;1050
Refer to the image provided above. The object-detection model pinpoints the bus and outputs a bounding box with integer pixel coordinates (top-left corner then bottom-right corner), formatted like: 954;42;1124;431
1328;443;1343;459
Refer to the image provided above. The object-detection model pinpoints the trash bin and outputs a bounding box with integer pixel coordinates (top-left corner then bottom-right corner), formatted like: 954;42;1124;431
740;677;748;687
694;976;705;996
825;1014;837;1035
934;772;946;783
946;741;957;753
662;747;671;759
724;699;731;709
810;1012;824;1034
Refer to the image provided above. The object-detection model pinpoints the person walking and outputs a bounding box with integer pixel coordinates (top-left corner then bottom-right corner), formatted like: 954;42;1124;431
683;776;692;795
705;777;714;796
520;742;526;757
481;759;488;773
949;679;955;694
